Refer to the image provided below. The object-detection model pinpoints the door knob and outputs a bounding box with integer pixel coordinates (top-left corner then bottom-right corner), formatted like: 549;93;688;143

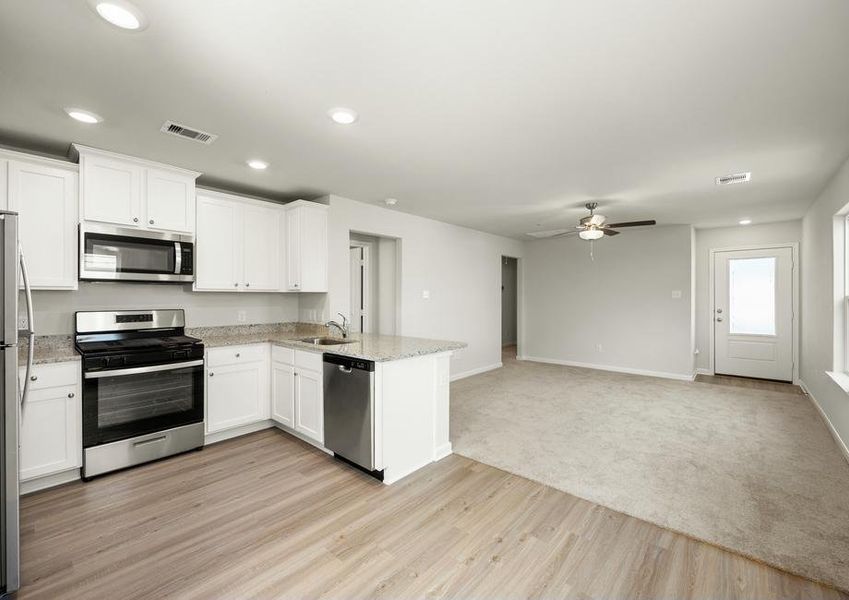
716;308;723;314
716;317;724;322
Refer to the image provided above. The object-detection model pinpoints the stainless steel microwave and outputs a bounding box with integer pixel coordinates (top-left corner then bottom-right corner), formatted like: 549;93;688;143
79;224;194;283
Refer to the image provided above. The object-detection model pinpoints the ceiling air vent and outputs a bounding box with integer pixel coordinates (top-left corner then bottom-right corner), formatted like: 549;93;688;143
160;120;218;145
715;172;751;186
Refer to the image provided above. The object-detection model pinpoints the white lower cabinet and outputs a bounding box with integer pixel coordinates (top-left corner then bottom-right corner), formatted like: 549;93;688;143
19;362;82;482
271;349;323;444
205;345;270;434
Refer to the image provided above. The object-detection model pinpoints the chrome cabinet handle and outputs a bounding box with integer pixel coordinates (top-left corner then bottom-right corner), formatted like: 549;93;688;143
133;217;139;223
234;283;239;287
235;353;241;358
68;392;75;398
149;219;155;225
209;372;214;377
30;375;37;381
245;283;250;288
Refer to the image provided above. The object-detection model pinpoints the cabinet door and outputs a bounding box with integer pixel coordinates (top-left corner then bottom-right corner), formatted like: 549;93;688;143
195;195;243;291
8;161;78;289
271;362;295;428
20;382;81;481
242;204;281;291
298;206;328;292
295;368;323;443
284;208;301;291
206;361;267;433
81;154;142;226
145;168;195;234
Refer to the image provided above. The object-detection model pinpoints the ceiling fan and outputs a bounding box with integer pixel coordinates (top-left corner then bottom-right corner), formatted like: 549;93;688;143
527;202;657;240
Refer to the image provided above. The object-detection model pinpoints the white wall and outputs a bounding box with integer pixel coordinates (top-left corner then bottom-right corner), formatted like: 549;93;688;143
377;237;398;335
501;257;518;345
28;284;299;335
304;195;524;378
522;225;694;379
693;220;802;372
800;155;849;451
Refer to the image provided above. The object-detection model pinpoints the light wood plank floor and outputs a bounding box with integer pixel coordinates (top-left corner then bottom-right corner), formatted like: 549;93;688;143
19;429;847;599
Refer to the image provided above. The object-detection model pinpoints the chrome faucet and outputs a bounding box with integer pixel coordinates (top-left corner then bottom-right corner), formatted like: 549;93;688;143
325;313;350;338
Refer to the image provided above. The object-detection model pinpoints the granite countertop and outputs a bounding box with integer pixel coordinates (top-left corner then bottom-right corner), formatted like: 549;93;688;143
188;323;467;362
20;335;80;366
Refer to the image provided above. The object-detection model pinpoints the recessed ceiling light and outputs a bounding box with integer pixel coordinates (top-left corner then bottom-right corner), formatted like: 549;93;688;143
384;198;398;206
64;107;103;124
716;172;752;186
247;159;268;170
89;0;147;30
739;219;752;225
328;108;358;125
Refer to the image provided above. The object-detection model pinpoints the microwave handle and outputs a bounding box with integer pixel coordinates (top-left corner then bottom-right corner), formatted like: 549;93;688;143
174;241;182;275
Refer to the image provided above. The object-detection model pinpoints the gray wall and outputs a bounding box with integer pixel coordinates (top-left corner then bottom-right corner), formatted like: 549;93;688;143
801;155;849;451
501;257;517;345
28;283;299;335
522;225;694;378
693;220;802;371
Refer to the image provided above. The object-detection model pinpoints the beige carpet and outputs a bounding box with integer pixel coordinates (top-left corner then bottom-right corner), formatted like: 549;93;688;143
451;352;849;592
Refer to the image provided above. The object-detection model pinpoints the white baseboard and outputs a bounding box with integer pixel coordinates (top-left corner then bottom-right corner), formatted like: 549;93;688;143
21;467;80;495
695;368;714;376
521;356;695;382
799;379;849;465
204;420;274;445
450;362;502;382
433;442;453;461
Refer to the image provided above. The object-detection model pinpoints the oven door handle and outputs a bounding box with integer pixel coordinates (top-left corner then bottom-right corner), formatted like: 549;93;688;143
84;359;204;379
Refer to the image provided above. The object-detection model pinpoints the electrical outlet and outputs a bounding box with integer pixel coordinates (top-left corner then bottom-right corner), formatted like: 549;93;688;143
237;310;247;323
596;344;603;353
671;290;682;299
422;290;430;300
17;316;27;329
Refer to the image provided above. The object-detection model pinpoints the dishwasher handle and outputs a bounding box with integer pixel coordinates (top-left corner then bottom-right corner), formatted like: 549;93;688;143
337;365;353;374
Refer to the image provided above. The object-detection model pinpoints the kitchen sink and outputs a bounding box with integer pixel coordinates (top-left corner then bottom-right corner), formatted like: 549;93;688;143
297;337;354;346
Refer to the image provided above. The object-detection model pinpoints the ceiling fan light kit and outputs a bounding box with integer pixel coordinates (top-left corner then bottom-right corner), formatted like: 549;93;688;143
526;202;657;242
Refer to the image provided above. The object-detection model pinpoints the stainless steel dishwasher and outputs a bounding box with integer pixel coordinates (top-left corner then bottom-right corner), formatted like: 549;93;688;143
323;354;383;480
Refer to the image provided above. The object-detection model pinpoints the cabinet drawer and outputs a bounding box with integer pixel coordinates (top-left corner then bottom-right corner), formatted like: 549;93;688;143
207;344;268;367
295;349;322;372
20;361;79;391
272;345;295;365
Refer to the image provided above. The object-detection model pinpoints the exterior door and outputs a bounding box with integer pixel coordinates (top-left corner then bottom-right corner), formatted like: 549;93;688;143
714;247;793;381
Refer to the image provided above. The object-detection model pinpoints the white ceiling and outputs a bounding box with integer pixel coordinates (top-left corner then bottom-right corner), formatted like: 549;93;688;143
1;0;848;237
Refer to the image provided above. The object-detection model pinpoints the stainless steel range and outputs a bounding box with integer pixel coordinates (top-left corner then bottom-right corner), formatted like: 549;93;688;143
75;309;205;479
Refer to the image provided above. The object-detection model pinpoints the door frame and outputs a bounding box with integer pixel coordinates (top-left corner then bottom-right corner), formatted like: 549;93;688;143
349;241;371;333
708;242;799;383
500;254;524;360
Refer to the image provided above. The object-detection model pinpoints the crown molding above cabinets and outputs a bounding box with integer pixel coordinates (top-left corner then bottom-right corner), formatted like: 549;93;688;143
73;144;200;236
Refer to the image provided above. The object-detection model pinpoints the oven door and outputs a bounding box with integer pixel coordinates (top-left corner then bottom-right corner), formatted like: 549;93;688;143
80;225;193;282
82;360;204;447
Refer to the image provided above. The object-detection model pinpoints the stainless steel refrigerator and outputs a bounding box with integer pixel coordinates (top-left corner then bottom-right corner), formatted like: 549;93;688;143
0;210;33;597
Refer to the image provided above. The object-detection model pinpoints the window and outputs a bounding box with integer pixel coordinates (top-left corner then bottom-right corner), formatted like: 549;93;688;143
728;257;777;336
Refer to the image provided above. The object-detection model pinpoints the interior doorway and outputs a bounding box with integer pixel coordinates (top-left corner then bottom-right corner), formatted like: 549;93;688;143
349;232;401;335
501;256;518;360
711;245;796;382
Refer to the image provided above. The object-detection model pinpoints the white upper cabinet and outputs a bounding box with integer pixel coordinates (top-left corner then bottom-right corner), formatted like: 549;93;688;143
145;168;196;233
7;157;78;289
75;145;199;235
242;203;281;291
196;194;242;291
195;191;281;292
283;200;328;292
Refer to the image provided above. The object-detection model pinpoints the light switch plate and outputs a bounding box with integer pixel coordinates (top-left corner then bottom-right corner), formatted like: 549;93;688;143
237;310;247;323
422;290;431;299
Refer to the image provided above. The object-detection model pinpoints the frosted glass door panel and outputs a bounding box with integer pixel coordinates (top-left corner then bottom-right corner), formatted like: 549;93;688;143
729;257;776;336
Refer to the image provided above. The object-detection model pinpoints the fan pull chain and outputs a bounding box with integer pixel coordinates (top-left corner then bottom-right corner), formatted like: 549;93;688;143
590;240;594;261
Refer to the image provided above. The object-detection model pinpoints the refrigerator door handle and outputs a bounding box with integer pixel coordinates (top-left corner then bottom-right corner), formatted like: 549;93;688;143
19;243;34;407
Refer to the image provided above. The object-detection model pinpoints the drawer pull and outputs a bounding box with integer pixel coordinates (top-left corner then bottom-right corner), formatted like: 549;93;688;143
68;392;75;398
235;353;240;358
209;372;214;377
30;375;37;381
134;435;167;447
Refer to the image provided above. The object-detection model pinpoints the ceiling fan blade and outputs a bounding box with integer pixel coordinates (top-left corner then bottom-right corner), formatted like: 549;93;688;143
605;220;657;228
526;228;574;238
603;228;620;236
